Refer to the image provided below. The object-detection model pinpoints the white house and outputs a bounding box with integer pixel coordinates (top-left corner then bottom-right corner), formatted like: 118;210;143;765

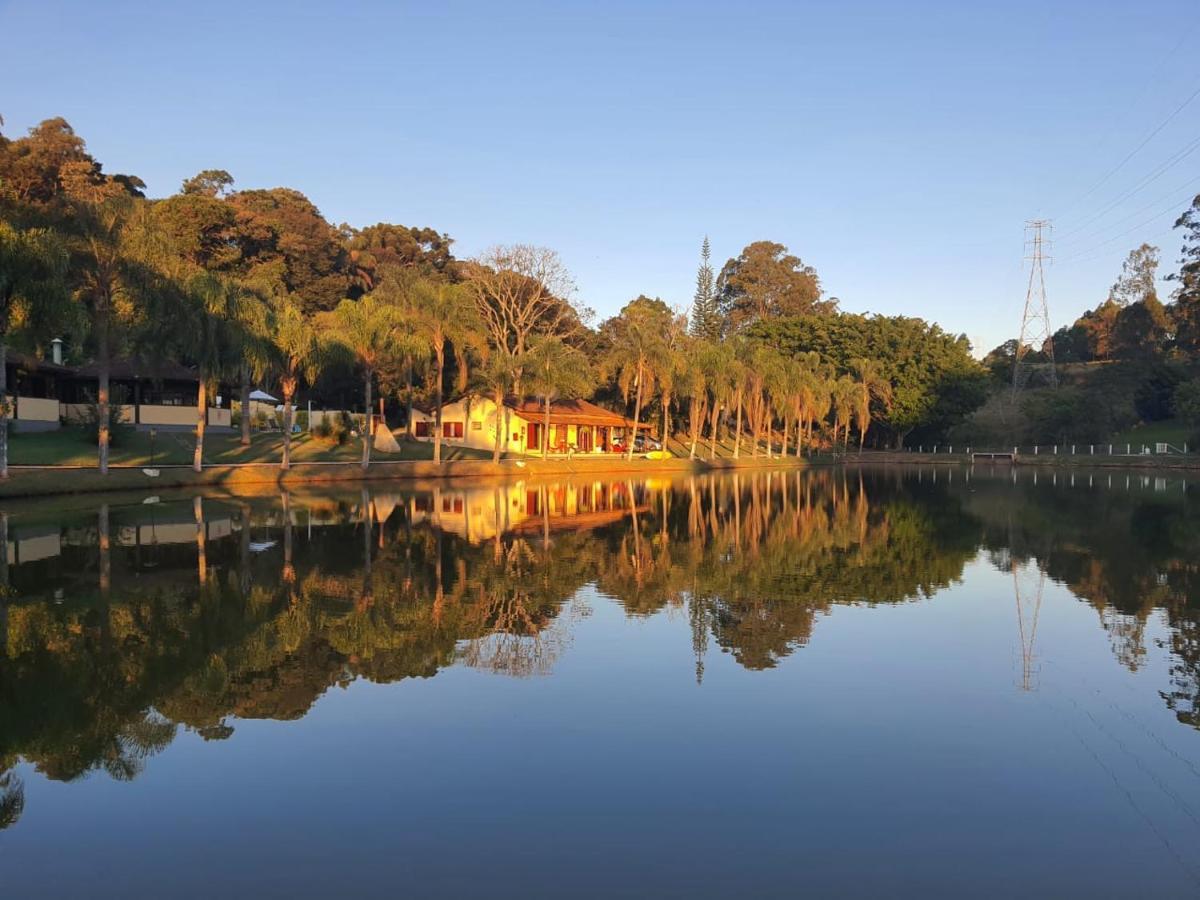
410;395;646;455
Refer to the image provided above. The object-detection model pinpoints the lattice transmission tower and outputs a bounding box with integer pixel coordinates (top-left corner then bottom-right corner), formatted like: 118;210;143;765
1012;219;1057;394
1012;560;1046;692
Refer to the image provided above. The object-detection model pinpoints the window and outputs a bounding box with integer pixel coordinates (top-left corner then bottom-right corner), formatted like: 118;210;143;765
443;421;464;439
471;420;482;430
414;421;430;437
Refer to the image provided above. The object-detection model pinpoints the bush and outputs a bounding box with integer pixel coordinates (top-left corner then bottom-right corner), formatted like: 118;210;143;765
312;417;334;440
79;391;133;447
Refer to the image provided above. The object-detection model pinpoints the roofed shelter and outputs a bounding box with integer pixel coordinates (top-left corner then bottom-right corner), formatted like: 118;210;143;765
409;395;649;455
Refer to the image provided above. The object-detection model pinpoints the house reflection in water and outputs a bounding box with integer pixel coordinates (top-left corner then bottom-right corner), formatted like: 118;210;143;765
402;479;647;543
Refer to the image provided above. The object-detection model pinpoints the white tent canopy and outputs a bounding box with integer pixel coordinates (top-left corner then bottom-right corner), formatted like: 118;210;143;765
248;389;278;402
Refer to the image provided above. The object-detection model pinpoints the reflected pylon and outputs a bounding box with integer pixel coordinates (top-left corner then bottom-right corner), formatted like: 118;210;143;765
1012;560;1045;691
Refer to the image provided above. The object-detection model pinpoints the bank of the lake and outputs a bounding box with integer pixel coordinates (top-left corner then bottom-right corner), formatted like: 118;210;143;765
0;452;833;500
849;450;1200;470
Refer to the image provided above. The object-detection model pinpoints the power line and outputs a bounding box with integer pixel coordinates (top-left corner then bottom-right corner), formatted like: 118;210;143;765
1059;21;1200;213
1057;195;1195;263
1057;174;1200;247
1056;131;1200;238
1056;70;1200;220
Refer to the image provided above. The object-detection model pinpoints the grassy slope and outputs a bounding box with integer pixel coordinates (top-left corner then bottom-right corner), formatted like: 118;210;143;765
1110;420;1192;449
7;427;492;467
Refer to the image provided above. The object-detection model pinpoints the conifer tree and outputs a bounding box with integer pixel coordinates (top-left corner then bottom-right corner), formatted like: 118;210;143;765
690;236;722;341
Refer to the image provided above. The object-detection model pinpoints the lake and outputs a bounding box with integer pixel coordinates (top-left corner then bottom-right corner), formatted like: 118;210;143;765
2;466;1199;898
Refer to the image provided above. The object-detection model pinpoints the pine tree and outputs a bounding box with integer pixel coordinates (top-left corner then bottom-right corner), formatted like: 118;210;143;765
690;236;722;341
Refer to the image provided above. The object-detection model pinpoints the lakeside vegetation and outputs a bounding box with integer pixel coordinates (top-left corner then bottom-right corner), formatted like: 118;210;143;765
4;117;1199;481
3;116;990;479
962;240;1200;448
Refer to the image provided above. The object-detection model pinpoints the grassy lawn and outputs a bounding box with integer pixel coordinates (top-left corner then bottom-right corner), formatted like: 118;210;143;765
1110;420;1193;450
9;426;493;467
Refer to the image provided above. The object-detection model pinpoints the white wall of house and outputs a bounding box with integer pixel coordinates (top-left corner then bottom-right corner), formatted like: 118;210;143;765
411;395;527;453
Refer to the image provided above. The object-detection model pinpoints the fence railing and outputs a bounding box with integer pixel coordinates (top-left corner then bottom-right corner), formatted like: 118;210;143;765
901;442;1192;457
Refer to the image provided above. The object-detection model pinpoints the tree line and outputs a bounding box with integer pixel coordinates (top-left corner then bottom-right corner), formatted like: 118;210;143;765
968;219;1200;446
1;115;988;476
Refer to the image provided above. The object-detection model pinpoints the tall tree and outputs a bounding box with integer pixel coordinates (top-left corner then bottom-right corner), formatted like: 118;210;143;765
525;335;593;455
406;278;485;463
320;294;409;470
1108;243;1159;307
267;300;322;470
849;358;893;452
464;244;579;398
70;197;154;474
0;222;70;478
690;236;722;341
716;241;832;332
604;296;671;460
227;188;350;316
1170;194;1200;354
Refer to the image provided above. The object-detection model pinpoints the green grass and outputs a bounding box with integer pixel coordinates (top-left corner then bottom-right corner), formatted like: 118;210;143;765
1110;419;1193;450
8;426;493;467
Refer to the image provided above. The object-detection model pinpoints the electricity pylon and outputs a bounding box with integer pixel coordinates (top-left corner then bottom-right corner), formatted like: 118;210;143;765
1012;560;1045;692
1012;220;1057;394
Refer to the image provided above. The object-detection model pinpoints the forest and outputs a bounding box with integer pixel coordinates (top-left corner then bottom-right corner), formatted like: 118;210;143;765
966;235;1200;447
1;116;992;475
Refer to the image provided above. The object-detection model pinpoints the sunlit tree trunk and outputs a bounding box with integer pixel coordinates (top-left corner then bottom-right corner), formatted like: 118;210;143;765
432;343;445;464
542;395;551;456
405;358;415;439
193;378;207;473
492;388;505;463
626;359;645;461
733;390;743;459
240;363;251;446
280;376;296;470
709;401;721;460
97;312;110;475
361;368;373;471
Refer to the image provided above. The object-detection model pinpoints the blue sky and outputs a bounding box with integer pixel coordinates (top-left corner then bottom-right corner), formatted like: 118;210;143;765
2;0;1198;353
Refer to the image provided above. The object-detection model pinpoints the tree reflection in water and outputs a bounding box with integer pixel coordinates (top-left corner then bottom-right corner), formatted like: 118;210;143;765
0;466;1198;825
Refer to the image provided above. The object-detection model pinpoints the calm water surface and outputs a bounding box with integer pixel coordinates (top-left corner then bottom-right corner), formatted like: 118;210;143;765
2;466;1200;898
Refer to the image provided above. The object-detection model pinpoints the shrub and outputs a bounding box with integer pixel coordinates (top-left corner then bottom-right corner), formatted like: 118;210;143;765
312;417;334;440
79;389;133;447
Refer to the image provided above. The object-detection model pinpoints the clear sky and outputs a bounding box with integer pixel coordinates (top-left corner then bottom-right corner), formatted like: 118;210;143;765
2;0;1198;353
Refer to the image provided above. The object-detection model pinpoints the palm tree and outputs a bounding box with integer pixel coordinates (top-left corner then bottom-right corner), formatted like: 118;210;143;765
0;222;70;479
702;342;736;460
831;375;858;449
321;294;411;470
479;350;519;462
525;335;592;455
406;278;485;463
268;300;323;470
71;197;149;474
850;358;894;452
604;298;670;460
677;344;710;460
182;273;269;472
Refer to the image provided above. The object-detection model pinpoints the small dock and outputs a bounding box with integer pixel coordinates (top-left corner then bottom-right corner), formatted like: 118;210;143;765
972;451;1017;463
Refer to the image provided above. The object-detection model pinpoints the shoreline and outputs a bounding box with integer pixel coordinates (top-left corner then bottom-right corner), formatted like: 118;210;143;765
844;451;1200;471
0;453;826;500
2;449;1196;500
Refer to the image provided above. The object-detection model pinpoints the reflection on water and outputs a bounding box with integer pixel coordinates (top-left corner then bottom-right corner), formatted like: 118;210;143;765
2;466;1200;894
